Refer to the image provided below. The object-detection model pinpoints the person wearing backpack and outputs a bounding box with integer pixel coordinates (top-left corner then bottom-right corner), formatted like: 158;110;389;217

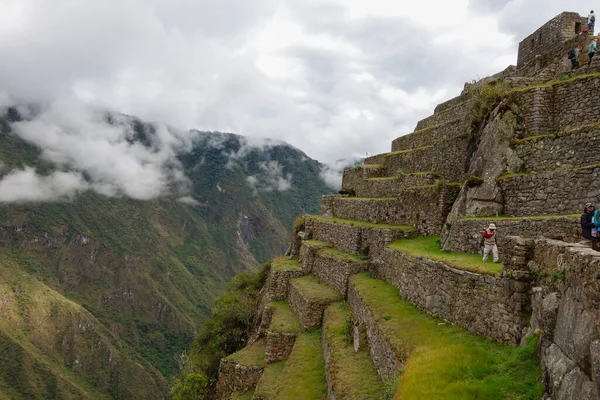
481;223;500;263
581;202;597;250
589;10;596;31
569;47;580;70
589;38;598;66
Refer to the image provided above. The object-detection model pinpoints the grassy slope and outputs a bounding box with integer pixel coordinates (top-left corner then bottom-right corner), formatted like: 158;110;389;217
323;302;385;399
254;329;327;399
389;236;503;275
351;273;543;400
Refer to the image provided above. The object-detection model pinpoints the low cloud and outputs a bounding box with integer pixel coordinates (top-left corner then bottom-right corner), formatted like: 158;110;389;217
319;155;364;190
246;160;292;192
0;98;197;203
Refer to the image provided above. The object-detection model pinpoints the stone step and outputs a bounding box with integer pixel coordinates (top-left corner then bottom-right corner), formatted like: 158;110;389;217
391;118;469;153
347;272;542;398
252;329;327;399
441;215;580;254
321;184;460;236
414;98;472;131
304;215;415;258
310;247;369;296
287;275;342;329
513;123;600;172
265;256;307;302
216;339;266;399
341;165;386;191
341;171;440;198
264;301;303;364
497;166;600;216
321;302;385;399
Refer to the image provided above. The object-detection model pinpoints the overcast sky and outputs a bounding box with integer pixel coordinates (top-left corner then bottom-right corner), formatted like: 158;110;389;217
0;0;593;164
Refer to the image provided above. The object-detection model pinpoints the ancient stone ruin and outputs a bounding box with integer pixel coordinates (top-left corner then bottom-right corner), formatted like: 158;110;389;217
215;11;600;400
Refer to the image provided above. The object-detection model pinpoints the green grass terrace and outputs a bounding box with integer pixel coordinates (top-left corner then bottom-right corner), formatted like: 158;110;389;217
351;273;544;400
388;236;503;275
307;215;416;232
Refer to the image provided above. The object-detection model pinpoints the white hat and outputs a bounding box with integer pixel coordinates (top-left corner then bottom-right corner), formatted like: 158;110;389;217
488;223;497;230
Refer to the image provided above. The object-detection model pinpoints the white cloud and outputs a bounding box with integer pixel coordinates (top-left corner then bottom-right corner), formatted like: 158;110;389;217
0;168;88;202
319;155;364;189
247;160;292;192
0;0;586;166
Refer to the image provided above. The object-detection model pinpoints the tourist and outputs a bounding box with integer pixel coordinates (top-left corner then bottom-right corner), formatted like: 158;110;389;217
589;38;598;66
580;202;597;250
482;223;500;263
569;46;580;70
589;10;596;32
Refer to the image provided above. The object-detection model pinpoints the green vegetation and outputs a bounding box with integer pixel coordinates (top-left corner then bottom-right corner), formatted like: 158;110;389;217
268;301;303;333
226;339;267;367
459;214;579;221
466;175;484;187
388;236;503;275
496;172;528;181
272;256;302;272
253;329;327;399
231;391;254;400
386;145;433;157
395;168;405;179
469;80;512;131
308;215;416;232
322;302;385;399
302;240;332;248
350;273;544;400
513;121;600;143
318;247;369;264
172;264;270;399
514;71;600;92
290;276;342;303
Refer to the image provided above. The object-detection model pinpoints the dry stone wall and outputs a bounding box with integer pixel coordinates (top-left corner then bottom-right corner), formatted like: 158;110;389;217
215;360;264;399
414;100;472;131
312;253;366;296
391;119;469;152
287;281;328;329
523;239;600;399
265;332;296;363
383;134;470;181
344;173;439;198
499;167;600;216
442;217;581;254
514;124;600;172
347;281;402;378
266;268;306;301
370;245;531;345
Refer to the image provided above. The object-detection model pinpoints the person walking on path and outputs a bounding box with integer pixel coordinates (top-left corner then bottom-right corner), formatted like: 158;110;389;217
589;38;598;66
569;46;580;70
589;10;596;32
580;202;597;250
482;223;500;263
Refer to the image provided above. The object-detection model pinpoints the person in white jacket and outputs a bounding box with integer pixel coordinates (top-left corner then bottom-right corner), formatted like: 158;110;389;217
482;223;499;263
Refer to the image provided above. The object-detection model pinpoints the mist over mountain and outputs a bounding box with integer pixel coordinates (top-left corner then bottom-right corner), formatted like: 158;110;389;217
0;100;333;398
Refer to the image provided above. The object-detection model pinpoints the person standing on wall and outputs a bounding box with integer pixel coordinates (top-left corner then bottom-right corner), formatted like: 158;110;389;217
589;10;596;32
481;223;500;263
569;46;580;70
580;202;597;250
588;38;598;66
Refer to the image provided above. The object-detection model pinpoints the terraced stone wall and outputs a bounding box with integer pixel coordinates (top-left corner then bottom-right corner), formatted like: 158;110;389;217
442;218;581;254
370;245;532;345
514;124;600;171
517;12;586;70
515;76;600;136
312;254;365;296
523;239;600;399
414;100;472;131
499;167;600;216
391;119;470;152
215;360;264;399
347;282;402;378
265;332;296;363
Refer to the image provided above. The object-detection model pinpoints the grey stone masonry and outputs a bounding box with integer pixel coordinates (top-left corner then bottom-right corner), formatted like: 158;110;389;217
517;12;587;70
498;167;600;216
287;277;342;329
391;119;470;153
321;184;459;236
370;236;533;345
514;124;600;172
347;280;402;378
265;332;296;364
442;217;581;254
414;99;472;131
342;173;439;198
304;217;414;258
215;359;264;399
265;259;307;302
382;134;470;182
525;239;600;400
311;251;368;296
515;75;600;136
